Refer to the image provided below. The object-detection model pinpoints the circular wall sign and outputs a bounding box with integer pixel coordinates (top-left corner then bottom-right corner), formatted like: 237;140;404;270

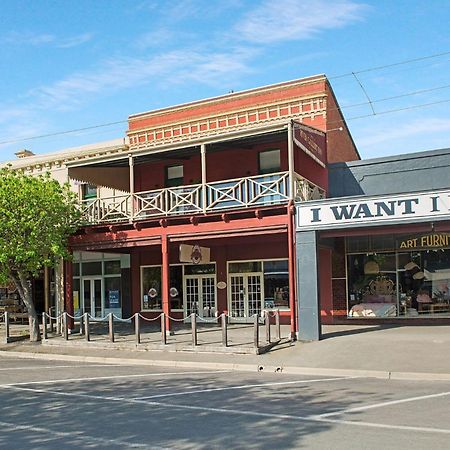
217;281;227;290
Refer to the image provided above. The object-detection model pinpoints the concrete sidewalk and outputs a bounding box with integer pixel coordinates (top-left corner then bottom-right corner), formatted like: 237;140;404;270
1;324;450;381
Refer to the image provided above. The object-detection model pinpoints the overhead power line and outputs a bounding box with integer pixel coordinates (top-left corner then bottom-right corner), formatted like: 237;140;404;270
0;50;449;147
330;50;450;80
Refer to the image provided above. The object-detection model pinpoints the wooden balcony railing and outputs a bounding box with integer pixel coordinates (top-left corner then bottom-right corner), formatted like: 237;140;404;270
79;172;325;225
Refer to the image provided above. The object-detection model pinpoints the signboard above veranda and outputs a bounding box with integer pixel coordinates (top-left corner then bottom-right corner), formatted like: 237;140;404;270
296;189;450;231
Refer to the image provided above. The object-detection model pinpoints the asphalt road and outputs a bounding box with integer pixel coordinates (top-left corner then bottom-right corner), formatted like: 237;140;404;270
0;356;449;449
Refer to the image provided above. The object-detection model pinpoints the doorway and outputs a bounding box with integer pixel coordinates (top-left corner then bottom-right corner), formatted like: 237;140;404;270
229;273;263;319
82;278;103;318
184;275;216;318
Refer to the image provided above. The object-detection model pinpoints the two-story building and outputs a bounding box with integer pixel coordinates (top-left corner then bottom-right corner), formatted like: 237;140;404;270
61;75;359;336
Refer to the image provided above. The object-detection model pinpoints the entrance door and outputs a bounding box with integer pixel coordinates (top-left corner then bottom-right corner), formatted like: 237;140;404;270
184;275;216;318
82;278;103;318
229;273;263;319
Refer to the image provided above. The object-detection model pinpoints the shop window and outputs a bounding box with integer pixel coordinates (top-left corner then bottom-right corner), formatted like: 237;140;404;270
170;266;183;310
141;266;162;310
73;262;80;277
73;278;80;313
372;235;395;252
81;184;97;200
184;264;215;275
166;165;184;187
347;253;398;318
346;236;370;253
229;262;262;273
258;149;280;175
104;260;121;275
263;260;289;309
105;277;121;309
82;261;102;276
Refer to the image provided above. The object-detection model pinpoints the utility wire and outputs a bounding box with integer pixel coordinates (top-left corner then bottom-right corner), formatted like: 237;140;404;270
1;50;450;147
330;50;450;79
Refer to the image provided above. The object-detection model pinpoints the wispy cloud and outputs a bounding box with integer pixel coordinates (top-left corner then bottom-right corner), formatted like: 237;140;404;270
57;33;94;49
17;47;254;112
1;31;93;48
235;0;367;44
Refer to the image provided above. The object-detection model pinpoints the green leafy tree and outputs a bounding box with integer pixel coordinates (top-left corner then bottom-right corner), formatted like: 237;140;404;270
0;167;81;341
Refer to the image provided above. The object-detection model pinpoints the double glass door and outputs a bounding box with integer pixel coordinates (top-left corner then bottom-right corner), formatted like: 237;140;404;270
83;278;103;318
184;275;216;318
229;273;263;319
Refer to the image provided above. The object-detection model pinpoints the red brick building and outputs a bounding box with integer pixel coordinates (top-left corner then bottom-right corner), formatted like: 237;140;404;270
62;75;359;336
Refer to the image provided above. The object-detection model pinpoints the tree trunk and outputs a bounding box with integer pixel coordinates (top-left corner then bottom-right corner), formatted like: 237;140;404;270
11;272;41;342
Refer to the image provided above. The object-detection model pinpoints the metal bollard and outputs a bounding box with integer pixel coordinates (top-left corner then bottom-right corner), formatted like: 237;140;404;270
56;313;61;335
63;312;69;340
42;313;48;340
275;310;281;341
48;308;54;333
84;313;90;342
135;313;141;345
4;312;10;343
191;313;197;346
161;313;166;345
79;315;84;335
265;310;271;344
221;313;228;347
253;313;259;348
109;313;115;343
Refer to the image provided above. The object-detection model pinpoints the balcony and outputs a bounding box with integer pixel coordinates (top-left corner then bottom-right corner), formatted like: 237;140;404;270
79;171;325;225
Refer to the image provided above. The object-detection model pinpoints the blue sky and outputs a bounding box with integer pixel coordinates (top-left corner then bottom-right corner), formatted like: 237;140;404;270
1;0;449;162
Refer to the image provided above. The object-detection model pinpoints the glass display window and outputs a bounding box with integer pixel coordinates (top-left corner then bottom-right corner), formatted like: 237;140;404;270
141;266;162;310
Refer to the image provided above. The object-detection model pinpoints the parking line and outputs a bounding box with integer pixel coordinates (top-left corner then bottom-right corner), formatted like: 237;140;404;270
5;384;450;436
0;420;164;449
0;370;230;387
314;391;450;418
135;376;354;400
0;364;125;371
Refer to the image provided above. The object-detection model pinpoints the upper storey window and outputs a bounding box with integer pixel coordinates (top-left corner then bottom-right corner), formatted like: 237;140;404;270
166;165;184;187
258;149;280;175
82;184;97;200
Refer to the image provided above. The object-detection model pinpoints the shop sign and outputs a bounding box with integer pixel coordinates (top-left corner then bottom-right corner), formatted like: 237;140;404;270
109;290;120;306
296;189;450;230
398;233;450;250
293;123;326;167
179;244;210;265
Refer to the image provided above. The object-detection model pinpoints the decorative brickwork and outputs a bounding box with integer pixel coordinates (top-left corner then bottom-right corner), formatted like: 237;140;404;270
128;96;327;151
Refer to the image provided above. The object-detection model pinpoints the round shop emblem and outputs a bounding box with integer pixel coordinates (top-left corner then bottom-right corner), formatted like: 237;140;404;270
191;244;202;265
148;288;158;298
170;287;179;298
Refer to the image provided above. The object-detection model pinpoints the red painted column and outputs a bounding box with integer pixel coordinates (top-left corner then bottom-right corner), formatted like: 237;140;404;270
64;259;74;330
161;234;171;332
287;202;296;337
130;249;141;314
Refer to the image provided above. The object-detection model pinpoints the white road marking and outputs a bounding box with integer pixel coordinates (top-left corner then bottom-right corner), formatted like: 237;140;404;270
0;364;124;371
314;391;450;418
4;384;450;436
0;370;229;387
0;420;166;449
135;377;354;400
